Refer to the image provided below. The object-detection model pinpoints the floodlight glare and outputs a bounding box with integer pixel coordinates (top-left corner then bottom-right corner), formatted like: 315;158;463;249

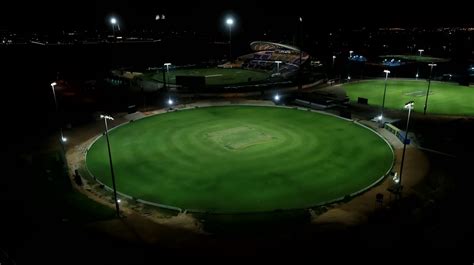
61;137;67;143
384;70;391;74
51;82;57;86
168;98;173;105
110;18;117;24
226;18;234;25
117;199;121;203
274;94;280;101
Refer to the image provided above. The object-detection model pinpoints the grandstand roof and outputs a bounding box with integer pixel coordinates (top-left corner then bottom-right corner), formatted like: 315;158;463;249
250;41;301;52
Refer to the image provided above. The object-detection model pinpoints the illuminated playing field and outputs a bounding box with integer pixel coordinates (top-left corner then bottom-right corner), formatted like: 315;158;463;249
343;79;474;116
86;106;393;213
144;67;270;86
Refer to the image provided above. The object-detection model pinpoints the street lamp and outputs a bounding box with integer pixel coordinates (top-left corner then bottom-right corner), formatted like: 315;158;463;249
379;70;391;125
100;114;120;218
226;17;234;61
398;101;414;192
423;63;437;115
332;55;336;66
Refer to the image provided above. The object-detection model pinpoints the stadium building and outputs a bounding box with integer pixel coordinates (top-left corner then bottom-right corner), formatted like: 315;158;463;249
238;41;310;77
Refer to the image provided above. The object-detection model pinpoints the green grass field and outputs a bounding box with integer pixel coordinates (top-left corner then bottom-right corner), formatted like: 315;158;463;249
343;79;474;116
86;106;393;213
144;68;270;86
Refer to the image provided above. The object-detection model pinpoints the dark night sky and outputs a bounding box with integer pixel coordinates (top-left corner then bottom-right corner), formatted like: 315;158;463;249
0;0;472;32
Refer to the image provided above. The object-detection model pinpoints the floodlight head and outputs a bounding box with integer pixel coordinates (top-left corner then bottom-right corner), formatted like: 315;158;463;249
332;55;336;59
274;94;280;101
110;17;117;24
428;63;437;67
299;17;303;22
418;49;424;52
117;199;121;203
226;18;234;26
274;61;282;64
384;70;391;74
168;98;173;105
404;101;414;109
61;136;67;143
164;63;171;66
377;115;383;121
100;114;114;120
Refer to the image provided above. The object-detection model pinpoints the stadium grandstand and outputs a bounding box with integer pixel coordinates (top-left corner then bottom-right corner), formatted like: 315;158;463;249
238;41;310;77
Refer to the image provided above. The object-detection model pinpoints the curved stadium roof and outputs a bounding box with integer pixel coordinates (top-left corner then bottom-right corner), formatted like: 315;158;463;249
250;41;301;52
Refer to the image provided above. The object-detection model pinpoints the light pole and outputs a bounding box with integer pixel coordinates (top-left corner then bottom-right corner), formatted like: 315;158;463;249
226;17;234;61
50;82;67;148
164;63;171;85
423;63;437;115
274;61;282;75
416;49;424;79
298;16;303;90
348;50;353;80
110;17;117;36
379;70;391;124
100;114;120;218
398;101;414;193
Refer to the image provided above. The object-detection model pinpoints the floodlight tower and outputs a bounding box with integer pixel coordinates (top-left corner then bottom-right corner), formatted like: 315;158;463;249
423;63;437;115
379;70;391;124
416;49;424;79
226;17;234;61
100;114;120;217
398;101;414;193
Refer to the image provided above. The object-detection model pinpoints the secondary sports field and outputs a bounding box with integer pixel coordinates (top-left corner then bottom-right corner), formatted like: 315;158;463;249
343;79;474;116
145;67;270;86
86;106;393;213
